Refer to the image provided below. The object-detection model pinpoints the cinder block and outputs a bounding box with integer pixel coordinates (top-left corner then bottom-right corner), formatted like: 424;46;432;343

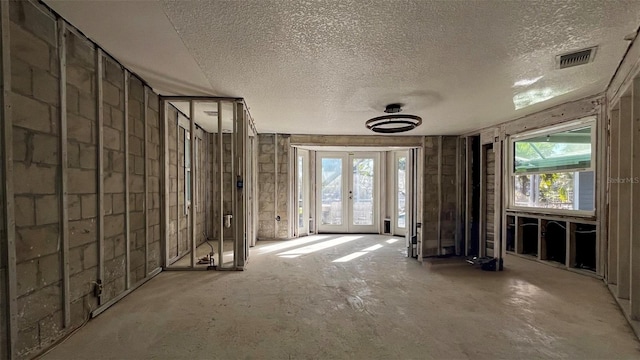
80;194;96;219
69;219;96;248
13;163;57;195
11;92;51;133
103;126;121;151
38;252;61;288
67;85;80;115
68;246;83;275
66;65;93;95
16;224;59;262
67;113;93;144
11;57;32;96
67;141;80;168
83;242;98;270
69;269;96;302
15;196;35;227
35;195;59;225
16;283;61;325
10;0;57;46
103;81;120;107
9;22;50;71
68;168;96;194
104;172;125;194
112;193;126;214
16;326;39;356
33;68;58;105
77;144;96;170
104;60;123;88
78;94;96;121
39;311;64;347
16;260;38;296
104;214;125;238
68;195;81;221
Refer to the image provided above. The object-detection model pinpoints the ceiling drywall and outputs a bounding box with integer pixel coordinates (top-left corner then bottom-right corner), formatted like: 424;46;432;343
45;0;640;136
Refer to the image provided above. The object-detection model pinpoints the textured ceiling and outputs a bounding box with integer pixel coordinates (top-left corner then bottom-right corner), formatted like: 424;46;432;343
46;0;640;135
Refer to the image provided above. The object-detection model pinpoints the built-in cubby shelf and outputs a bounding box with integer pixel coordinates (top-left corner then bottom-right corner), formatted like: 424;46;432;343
506;212;598;276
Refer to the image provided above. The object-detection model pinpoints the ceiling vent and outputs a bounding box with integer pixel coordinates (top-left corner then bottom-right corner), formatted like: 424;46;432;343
556;47;597;69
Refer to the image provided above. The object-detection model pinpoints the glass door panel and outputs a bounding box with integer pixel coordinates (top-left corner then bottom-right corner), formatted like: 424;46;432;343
351;157;374;226
318;156;347;232
395;152;407;236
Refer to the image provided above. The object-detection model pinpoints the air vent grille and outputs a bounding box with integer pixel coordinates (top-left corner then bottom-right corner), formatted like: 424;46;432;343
557;47;596;69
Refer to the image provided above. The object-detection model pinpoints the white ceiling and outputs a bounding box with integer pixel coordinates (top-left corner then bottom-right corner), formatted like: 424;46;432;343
46;0;640;136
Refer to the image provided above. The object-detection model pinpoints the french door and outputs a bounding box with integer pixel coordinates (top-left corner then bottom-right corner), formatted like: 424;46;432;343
317;152;379;233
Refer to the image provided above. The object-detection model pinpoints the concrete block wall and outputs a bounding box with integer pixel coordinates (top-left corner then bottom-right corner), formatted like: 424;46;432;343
422;137;439;256
167;107;179;260
146;92;161;272
422;136;460;257
1;1;167;357
276;135;290;239
127;77;146;285
65;30;98;326
10;3;64;355
440;137;458;252
101;56;125;303
257;134;276;239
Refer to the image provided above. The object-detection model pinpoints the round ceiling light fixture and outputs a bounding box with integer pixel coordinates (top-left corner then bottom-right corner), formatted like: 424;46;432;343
365;104;422;134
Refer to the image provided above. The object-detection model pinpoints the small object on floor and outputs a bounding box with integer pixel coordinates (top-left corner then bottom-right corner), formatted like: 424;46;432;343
466;256;502;271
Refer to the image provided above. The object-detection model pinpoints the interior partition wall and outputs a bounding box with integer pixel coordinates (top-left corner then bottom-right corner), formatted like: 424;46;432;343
161;97;256;271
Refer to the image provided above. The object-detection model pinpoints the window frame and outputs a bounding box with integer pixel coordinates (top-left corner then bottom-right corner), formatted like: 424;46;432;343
507;116;597;217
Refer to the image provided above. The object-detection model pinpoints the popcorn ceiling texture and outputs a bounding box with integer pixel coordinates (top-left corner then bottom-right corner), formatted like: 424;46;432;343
157;0;639;135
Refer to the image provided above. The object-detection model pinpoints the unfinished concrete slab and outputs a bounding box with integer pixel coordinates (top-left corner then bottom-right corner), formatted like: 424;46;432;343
42;235;640;359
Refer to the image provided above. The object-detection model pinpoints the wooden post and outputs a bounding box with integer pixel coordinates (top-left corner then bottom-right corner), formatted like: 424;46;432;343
57;19;71;328
0;0;17;357
617;95;632;300
96;49;105;305
608;107;620;284
124;71;130;287
630;78;640;319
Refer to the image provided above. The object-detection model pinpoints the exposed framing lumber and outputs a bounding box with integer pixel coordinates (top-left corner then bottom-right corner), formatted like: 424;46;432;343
124;71;131;287
631;78;640;319
596;99;607;277
0;1;17;357
436;136;442;255
57;18;71;328
189;100;196;268
607;31;640;105
217;101;223;268
617;96;632;300
144;88;149;274
231;102;237;267
96;48;105;305
608;107;620;285
161;100;169;268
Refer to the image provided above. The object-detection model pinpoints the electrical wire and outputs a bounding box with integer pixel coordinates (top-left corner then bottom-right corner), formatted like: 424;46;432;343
33;304;93;360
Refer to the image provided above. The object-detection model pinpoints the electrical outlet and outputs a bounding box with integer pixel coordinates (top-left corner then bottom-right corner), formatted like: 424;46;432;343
94;279;103;298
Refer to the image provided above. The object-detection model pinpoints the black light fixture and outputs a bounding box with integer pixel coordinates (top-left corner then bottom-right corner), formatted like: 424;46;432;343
365;103;422;133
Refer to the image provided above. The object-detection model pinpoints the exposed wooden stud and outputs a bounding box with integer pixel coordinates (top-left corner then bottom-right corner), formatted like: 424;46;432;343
596;100;607;276
162;100;169;268
608;107;620;285
617;95;632;300
630;77;640;319
464;137;471;256
144;87;149;275
124;71;130;288
478;144;485;257
455;138;462;255
494;138;503;269
96;48;105;305
566;221;572;268
231;102;237;268
274;133;279;238
175;119;180;265
57;18;71;328
0;0;17;357
218;101;224;268
436;136;442;255
189;100;196;268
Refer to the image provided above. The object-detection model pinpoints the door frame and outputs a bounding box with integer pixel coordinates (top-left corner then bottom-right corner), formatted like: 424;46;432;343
296;149;310;237
316;151;380;233
393;150;408;236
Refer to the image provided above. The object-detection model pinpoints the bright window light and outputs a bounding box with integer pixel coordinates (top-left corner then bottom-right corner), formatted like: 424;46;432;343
277;235;362;257
259;235;330;254
278;254;300;259
362;244;383;252
333;252;368;263
386;239;399;244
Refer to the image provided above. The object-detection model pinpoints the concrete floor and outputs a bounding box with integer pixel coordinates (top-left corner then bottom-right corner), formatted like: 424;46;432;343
43;234;639;359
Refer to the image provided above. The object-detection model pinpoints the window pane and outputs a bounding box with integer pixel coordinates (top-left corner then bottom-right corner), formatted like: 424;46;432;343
352;158;374;226
321;158;342;225
397;156;406;228
514;126;592;174
513;171;594;211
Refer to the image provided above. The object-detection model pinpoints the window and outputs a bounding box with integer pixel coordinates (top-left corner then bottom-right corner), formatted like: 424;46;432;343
509;117;595;213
